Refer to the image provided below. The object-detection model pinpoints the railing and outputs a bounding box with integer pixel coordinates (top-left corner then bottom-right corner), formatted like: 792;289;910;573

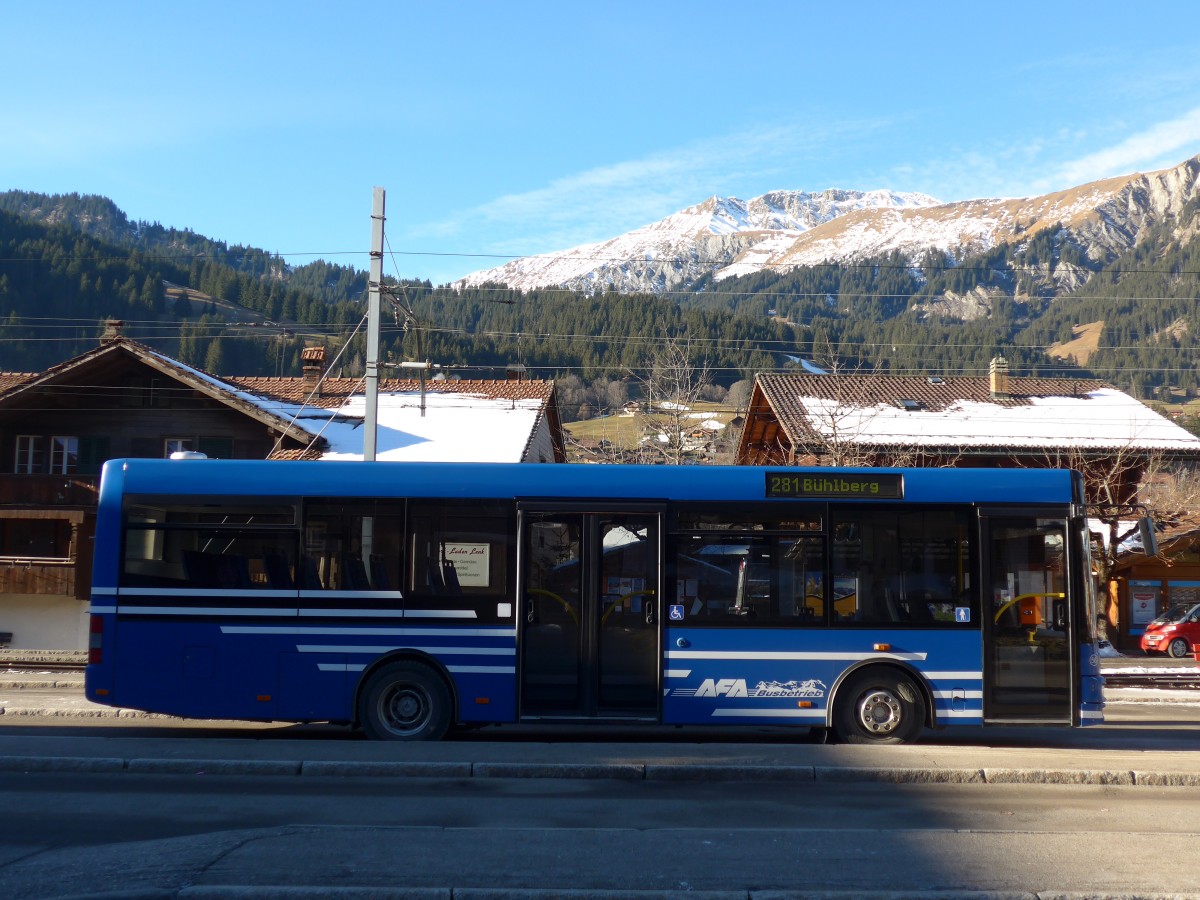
0;558;77;597
0;475;99;506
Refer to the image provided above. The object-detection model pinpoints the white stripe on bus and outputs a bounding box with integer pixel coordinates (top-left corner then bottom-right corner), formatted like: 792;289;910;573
298;609;405;618
314;663;516;675
294;644;514;656
111;607;297;617
923;671;983;680
220;625;516;637
117;588;299;599
665;650;929;661
298;591;404;600
710;708;826;719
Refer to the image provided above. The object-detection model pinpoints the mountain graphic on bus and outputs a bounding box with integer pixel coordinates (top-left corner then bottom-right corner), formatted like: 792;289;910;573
751;679;827;698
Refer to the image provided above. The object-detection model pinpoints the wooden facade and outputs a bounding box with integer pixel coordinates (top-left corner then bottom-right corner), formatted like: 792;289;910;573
0;335;325;648
0;332;566;648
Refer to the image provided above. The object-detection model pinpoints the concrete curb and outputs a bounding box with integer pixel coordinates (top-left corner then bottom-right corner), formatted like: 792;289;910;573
157;887;1200;899
3;754;1200;786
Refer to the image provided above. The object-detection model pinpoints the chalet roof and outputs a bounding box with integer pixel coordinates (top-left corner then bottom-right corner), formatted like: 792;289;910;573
0;338;563;463
0;338;320;448
0;372;35;393
743;373;1200;457
225;375;555;408
222;376;563;463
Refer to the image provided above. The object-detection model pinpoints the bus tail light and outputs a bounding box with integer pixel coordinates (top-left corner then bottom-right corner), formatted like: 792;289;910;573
88;615;103;664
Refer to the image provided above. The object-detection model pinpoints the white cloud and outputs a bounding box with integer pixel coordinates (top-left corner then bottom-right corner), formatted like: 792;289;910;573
1050;106;1200;186
409;119;888;258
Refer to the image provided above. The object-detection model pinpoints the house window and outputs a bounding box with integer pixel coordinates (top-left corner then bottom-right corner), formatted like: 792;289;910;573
15;436;43;474
197;437;234;459
0;518;72;559
50;436;79;474
164;438;195;457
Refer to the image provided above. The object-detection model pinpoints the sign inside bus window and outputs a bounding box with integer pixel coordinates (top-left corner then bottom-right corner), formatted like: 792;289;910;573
765;472;903;499
442;542;490;587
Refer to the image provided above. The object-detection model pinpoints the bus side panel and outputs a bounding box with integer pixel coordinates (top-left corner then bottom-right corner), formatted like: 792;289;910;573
110;620;288;721
447;670;517;724
662;627;984;727
1079;640;1105;725
105;620;519;726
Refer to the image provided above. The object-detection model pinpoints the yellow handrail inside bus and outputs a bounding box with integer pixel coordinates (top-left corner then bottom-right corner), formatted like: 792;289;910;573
993;592;1066;624
528;588;578;625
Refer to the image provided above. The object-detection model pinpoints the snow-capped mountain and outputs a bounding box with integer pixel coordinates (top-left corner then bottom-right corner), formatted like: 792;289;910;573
456;156;1200;296
455;189;940;294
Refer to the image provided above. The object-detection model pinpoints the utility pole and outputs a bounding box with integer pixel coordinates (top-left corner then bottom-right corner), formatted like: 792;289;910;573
365;187;385;462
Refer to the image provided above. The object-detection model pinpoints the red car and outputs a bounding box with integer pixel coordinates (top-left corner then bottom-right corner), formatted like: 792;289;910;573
1140;602;1200;658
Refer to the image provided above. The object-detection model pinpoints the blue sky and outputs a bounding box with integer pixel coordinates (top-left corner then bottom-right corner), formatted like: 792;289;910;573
5;1;1200;286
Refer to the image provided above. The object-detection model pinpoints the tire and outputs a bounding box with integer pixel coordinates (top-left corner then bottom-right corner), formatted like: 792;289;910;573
833;669;926;745
1167;637;1190;659
358;661;452;741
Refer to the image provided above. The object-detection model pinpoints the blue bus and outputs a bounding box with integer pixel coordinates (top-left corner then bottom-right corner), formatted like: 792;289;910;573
85;458;1105;743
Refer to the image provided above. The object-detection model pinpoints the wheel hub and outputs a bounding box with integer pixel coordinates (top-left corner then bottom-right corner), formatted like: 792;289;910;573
857;689;903;735
384;687;427;731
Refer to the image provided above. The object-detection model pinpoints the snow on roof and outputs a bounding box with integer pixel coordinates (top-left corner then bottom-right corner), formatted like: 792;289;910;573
157;356;547;462
314;390;545;462
797;388;1200;451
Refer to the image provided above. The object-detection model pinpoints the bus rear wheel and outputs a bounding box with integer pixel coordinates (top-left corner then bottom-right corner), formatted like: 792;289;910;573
359;661;452;741
833;670;925;745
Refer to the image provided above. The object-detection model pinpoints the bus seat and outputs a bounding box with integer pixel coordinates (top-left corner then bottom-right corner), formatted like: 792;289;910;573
441;560;463;595
298;556;323;590
369;554;391;590
262;552;294;589
182;550;217;587
212;554;252;589
425;561;447;594
342;554;370;590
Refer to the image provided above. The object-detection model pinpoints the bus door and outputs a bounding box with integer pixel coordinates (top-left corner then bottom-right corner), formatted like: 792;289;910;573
981;512;1073;723
518;506;662;719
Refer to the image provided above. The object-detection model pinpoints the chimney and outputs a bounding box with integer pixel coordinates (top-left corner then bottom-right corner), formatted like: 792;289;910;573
301;345;326;397
506;363;527;382
989;355;1010;400
101;319;124;344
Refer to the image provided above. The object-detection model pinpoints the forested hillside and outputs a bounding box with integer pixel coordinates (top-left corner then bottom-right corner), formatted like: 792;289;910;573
3;189;1200;423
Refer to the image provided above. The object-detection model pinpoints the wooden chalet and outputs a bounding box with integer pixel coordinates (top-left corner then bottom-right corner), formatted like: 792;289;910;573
0;326;563;650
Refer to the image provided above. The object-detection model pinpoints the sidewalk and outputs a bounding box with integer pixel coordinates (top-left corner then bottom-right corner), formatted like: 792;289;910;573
1;663;1199;787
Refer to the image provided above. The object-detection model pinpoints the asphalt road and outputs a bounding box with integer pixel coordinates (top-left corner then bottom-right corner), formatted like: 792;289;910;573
2;761;1200;898
2;669;1200;898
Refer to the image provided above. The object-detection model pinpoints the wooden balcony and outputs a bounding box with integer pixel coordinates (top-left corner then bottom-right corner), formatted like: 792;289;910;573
0;559;81;599
0;475;99;507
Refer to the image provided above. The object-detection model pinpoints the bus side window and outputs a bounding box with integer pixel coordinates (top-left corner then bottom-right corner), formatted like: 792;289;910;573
302;500;405;594
121;500;299;591
672;532;825;627
831;508;975;627
407;499;514;622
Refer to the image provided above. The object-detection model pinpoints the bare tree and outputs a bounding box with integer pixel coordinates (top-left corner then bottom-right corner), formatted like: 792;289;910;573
628;339;714;465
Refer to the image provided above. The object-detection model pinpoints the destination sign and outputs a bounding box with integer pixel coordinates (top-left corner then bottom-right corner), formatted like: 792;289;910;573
765;472;903;500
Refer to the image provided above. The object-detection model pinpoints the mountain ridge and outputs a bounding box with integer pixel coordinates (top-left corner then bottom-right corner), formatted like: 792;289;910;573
456;188;940;295
457;155;1200;299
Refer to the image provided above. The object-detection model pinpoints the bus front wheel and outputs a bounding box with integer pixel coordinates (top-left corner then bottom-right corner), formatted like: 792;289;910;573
359;661;452;741
833;670;925;745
